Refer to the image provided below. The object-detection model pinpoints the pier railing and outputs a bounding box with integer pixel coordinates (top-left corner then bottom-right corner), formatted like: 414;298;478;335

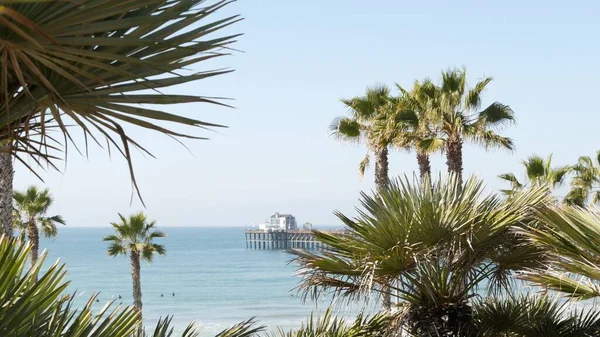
244;229;345;250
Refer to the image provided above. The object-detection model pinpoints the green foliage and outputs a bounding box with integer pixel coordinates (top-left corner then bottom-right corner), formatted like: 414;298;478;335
104;212;166;262
0;0;241;198
0;235;140;336
329;85;393;178
291;174;551;335
474;294;600;337
416;68;515;164
564;150;600;207
140;316;264;337
267;308;392;337
13;185;65;237
520;206;600;300
498;154;571;196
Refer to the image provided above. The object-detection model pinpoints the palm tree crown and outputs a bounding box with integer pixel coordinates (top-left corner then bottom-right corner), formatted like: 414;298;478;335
564;150;600;207
422;68;516;184
104;212;166;262
390;79;440;180
498;154;571;196
13;186;65;237
13;185;65;266
329;85;393;188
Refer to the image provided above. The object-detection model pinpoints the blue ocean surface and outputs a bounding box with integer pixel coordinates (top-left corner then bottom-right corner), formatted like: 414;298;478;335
40;227;374;336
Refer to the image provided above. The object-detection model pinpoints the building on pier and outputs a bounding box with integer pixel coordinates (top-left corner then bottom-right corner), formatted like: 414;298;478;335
245;214;343;250
257;212;297;231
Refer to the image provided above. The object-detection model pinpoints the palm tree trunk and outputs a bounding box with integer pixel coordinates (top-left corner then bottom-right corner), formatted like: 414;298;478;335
130;251;143;320
416;151;431;181
374;146;392;310
0;152;13;237
374;147;390;192
27;222;39;268
446;137;463;185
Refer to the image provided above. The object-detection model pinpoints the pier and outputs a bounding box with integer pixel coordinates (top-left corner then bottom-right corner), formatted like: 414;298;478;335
244;229;343;250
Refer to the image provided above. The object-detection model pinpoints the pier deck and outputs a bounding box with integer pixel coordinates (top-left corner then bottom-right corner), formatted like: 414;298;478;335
244;229;344;250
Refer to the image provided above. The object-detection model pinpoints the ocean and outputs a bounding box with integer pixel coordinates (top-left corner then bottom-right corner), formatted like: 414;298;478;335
40;227;373;336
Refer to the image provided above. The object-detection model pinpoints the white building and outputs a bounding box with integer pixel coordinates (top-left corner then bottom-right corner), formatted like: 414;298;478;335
258;212;297;231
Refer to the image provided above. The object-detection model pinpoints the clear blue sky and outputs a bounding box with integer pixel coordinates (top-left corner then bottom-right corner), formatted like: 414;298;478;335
14;0;600;227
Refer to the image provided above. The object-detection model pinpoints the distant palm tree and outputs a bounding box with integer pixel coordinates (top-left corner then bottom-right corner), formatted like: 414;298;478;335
564;150;600;207
329;85;393;192
392;80;441;180
498;154;571;196
422;68;516;185
104;212;166;323
13;186;65;267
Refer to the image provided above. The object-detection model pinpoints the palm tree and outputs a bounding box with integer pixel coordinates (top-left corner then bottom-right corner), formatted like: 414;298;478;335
329;86;399;310
498;154;571;197
13;186;65;267
520;206;600;300
564;150;600;207
104;212;166;323
391;79;441;180
291;174;551;335
0;0;242;236
329;85;393;192
422;68;516;185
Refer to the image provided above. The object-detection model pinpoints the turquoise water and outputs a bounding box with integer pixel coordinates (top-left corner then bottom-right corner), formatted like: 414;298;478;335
40;227;371;336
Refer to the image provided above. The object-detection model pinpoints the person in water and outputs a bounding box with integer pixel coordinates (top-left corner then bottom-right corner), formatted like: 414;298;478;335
172;292;175;296
160;294;164;297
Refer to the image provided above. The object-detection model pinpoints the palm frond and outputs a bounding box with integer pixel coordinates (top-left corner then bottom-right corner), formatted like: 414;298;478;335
215;318;264;337
329;117;362;144
519;206;600;300
0;0;242;201
358;153;370;179
0;236;140;336
266;308;392;337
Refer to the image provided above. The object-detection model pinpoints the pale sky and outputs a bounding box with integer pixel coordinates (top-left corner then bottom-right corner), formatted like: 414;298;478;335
14;0;600;227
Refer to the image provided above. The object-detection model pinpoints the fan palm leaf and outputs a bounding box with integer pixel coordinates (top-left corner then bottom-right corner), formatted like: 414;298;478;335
520;206;600;300
290;174;551;333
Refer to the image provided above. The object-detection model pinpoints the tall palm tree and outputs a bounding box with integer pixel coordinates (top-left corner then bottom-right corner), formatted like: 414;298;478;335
291;174;551;335
498;154;571;196
13;186;65;267
329;85;393;192
422;68;516;185
104;212;166;323
0;0;242;236
391;79;441;180
564;150;600;207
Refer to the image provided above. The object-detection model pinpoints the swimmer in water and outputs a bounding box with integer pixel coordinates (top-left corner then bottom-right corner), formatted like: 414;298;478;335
160;294;164;297
172;292;175;296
